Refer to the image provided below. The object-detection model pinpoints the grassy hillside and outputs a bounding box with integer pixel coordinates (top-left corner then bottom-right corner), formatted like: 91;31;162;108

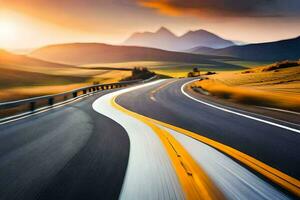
192;61;300;111
0;49;89;88
29;43;240;68
84;60;250;78
191;36;300;61
0;49;130;102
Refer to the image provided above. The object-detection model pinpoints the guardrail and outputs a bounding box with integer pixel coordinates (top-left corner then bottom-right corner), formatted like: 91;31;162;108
0;79;141;120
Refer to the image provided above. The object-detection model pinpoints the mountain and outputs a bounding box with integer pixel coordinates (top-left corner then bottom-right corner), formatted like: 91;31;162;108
123;27;179;51
30;43;235;66
190;36;300;61
180;30;235;49
123;27;235;51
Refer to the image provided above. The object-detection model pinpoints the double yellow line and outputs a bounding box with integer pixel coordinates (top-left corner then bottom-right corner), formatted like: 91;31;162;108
149;117;300;197
112;90;300;198
113;87;300;199
112;96;224;200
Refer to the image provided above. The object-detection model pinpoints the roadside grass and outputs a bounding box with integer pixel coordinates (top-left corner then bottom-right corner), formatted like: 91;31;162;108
0;68;90;89
192;63;300;111
152;70;188;78
0;83;87;102
220;60;272;68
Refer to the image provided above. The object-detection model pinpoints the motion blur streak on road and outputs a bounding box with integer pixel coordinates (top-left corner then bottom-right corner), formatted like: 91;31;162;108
162;126;289;200
116;78;300;180
93;80;185;200
111;95;224;200
0;78;299;200
93;80;292;199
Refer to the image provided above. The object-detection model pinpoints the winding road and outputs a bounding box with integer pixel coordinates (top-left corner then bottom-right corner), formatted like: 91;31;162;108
0;78;299;200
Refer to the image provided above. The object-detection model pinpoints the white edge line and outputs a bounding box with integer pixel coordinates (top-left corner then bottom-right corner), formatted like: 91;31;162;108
181;80;300;134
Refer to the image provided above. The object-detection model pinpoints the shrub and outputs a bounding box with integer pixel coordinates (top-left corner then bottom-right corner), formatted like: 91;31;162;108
262;60;299;72
121;67;155;81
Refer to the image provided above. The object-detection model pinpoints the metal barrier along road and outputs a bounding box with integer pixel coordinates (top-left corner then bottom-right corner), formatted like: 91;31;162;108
0;79;141;120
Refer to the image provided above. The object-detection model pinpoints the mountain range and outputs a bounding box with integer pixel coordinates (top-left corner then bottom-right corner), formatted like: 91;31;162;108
123;27;235;51
189;36;300;61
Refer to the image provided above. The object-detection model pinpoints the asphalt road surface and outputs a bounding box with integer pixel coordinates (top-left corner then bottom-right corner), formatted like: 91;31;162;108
117;78;300;180
0;78;299;200
0;90;129;200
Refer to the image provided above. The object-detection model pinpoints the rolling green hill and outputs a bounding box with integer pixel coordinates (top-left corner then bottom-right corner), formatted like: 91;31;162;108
30;43;240;69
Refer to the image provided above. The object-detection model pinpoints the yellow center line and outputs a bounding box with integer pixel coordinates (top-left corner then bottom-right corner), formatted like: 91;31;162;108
111;79;300;197
147;118;300;197
111;96;224;200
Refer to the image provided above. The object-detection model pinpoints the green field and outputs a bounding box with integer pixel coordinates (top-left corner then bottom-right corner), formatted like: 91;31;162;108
83;59;257;77
220;60;272;68
0;50;132;101
1;48;274;100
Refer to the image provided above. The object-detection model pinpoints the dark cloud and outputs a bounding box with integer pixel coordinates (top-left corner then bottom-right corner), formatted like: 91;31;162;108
138;0;300;17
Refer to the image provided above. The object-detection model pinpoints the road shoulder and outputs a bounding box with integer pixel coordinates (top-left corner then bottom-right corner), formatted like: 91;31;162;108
186;80;300;126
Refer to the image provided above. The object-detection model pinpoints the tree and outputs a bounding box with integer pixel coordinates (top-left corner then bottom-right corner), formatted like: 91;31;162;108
193;67;200;73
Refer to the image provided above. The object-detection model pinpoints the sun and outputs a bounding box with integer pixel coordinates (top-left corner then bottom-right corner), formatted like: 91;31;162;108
0;19;17;42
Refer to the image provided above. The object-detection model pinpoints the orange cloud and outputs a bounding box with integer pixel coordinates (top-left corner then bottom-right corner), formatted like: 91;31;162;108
139;1;182;16
138;0;241;18
138;0;300;18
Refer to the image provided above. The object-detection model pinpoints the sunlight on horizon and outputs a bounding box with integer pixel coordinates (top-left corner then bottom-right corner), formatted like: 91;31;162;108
0;10;124;51
0;12;18;48
0;1;299;51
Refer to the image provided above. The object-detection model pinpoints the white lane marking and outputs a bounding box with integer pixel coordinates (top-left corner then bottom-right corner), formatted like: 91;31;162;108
161;126;289;200
181;80;300;134
92;80;185;200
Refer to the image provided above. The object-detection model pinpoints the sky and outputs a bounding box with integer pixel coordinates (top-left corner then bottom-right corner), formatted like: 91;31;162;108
0;0;300;49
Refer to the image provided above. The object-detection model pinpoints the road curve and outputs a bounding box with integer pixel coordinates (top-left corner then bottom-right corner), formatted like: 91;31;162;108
93;80;185;200
116;78;300;181
0;90;129;200
92;80;293;199
0;78;299;200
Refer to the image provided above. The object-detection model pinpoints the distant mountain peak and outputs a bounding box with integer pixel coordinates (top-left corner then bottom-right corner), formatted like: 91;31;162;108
155;26;176;36
157;26;170;33
123;27;235;51
182;29;220;38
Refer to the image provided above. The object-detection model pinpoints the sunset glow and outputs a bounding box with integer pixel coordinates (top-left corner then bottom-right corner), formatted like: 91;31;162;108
0;19;17;38
0;0;299;51
0;12;18;48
